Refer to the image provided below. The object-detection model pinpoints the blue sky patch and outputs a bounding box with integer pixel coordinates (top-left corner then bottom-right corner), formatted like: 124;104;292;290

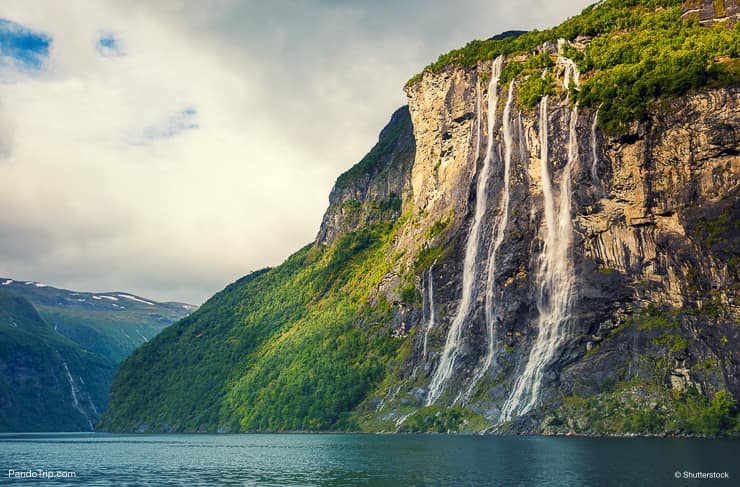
138;107;200;143
0;18;51;71
97;33;124;57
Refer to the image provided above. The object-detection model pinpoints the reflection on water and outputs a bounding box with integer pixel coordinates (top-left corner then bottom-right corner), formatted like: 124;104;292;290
0;433;737;486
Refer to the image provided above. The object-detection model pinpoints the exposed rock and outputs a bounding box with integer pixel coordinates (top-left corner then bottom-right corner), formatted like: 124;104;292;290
682;0;740;25
670;367;702;393
365;41;739;433
315;106;415;246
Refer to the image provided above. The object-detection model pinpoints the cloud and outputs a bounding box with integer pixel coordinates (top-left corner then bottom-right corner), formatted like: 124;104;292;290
0;100;13;159
0;0;594;303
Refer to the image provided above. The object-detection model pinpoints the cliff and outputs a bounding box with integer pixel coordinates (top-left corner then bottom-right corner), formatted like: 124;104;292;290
315;106;415;246
101;0;739;435
682;0;740;25
381;50;738;434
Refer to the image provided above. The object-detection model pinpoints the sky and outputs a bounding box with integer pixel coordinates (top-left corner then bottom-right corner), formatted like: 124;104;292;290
0;0;594;304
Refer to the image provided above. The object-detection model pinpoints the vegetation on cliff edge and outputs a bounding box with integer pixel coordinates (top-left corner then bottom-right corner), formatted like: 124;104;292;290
407;0;739;133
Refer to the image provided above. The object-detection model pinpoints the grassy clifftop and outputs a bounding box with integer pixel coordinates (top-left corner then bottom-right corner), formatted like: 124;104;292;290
407;0;739;133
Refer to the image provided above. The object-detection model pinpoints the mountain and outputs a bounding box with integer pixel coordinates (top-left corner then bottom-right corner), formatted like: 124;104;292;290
488;31;528;41
0;290;115;431
100;107;416;433
0;278;196;363
0;280;195;431
101;0;739;435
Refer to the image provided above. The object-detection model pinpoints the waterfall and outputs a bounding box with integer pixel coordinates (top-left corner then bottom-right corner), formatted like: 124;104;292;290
518;111;527;166
62;361;93;430
426;55;503;406
591;111;600;187
422;264;436;362
395;412;414;430
466;80;516;399
500;95;579;421
135;328;149;343
557;39;580;91
561;60;580;91
474;72;483;172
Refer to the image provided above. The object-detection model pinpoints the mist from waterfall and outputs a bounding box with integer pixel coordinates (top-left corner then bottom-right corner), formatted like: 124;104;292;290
426;55;504;406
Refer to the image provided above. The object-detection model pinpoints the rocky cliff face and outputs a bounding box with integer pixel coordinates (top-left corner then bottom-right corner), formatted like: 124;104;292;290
315;106;415;246
345;38;739;433
682;0;740;25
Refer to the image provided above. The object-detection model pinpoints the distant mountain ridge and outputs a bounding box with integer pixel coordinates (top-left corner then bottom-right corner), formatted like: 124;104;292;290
487;30;528;41
0;278;196;363
0;278;195;314
0;279;195;431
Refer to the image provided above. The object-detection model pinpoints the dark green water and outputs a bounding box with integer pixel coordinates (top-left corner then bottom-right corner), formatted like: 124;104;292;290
0;433;737;486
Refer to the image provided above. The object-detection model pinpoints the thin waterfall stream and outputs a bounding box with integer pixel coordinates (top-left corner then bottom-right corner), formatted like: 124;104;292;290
500;44;580;421
426;55;504;405
591;110;600;187
63;361;93;430
500;99;578;421
422;263;436;362
466;80;516;399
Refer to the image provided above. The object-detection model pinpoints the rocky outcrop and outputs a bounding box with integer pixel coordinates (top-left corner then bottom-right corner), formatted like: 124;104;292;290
682;0;740;25
315;106;415;246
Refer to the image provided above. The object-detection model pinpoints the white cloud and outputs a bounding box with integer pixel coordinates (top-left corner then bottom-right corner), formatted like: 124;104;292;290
0;0;593;303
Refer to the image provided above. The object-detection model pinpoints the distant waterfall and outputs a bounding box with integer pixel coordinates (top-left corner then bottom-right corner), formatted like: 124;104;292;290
426;55;504;406
63;361;93;430
466;80;516;399
500;94;579;421
591;111;600;187
474;71;483;171
423;264;436;362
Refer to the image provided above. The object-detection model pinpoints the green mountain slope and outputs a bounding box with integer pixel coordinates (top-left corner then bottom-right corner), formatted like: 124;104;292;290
100;106;416;432
0;290;115;431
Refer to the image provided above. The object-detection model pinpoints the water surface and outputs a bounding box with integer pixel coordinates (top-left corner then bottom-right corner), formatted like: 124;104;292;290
0;433;737;486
